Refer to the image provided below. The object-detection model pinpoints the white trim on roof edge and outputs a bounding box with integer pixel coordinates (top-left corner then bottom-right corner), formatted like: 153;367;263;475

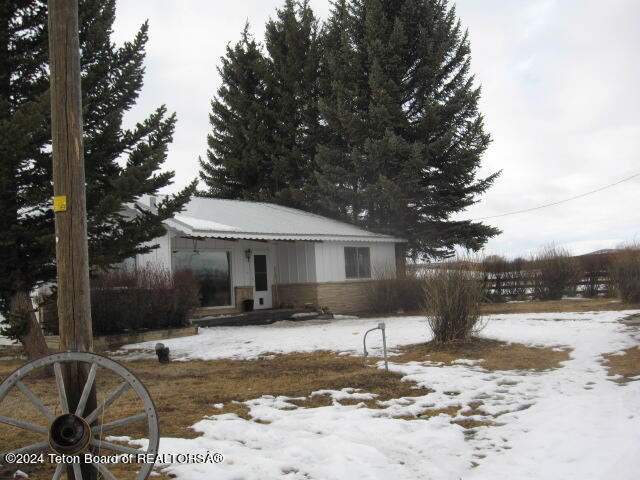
164;218;406;243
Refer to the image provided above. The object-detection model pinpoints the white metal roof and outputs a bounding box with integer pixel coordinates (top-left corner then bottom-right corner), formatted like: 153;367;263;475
138;196;405;243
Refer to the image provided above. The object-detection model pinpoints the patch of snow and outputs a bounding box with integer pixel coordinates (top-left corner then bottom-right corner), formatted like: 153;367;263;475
452;358;484;365
0;318;16;346
115;309;640;480
0;337;17;346
173;215;240;232
290;312;317;318
311;388;377;403
119;316;430;361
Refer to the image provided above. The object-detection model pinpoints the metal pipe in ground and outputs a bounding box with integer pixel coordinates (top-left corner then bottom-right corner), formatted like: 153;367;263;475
363;322;389;371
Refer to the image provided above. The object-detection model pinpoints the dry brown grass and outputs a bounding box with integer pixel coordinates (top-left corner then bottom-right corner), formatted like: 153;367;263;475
602;347;640;384
392;338;571;371
0;335;575;478
358;298;640;317
621;313;640;327
478;297;640;315
0;351;433;479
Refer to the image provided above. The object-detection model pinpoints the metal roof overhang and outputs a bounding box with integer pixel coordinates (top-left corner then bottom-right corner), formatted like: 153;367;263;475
165;218;406;243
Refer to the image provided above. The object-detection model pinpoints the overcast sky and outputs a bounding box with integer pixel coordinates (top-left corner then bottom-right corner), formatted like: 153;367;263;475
112;0;640;258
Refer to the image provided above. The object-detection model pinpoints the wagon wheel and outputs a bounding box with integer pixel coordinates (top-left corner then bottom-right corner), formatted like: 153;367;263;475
0;352;159;480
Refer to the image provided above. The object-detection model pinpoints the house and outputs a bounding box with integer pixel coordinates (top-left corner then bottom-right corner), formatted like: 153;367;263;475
128;196;406;314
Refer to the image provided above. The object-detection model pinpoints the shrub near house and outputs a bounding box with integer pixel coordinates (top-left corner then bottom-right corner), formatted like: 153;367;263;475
42;266;199;336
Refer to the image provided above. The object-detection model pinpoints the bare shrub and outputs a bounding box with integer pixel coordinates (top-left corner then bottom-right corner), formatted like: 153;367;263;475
91;265;200;335
366;267;424;314
609;244;640;303
531;246;582;300
480;255;509;302
423;260;486;343
44;265;200;336
578;253;610;298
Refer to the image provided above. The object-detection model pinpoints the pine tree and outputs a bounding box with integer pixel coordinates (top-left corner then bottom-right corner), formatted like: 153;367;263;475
200;24;277;200
0;0;195;357
0;0;52;359
201;1;322;207
79;1;195;267
316;0;500;258
264;0;322;207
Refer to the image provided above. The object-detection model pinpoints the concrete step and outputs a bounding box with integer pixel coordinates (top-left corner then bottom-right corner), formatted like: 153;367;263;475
192;308;321;327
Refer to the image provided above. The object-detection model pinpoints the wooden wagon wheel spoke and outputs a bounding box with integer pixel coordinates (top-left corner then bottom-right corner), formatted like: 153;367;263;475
53;362;69;414
90;439;141;456
0;415;48;434
0;441;50;463
72;461;83;480
75;363;98;417
0;352;159;480
92;462;117;480
91;413;147;435
85;382;130;424
15;380;56;422
52;463;64;480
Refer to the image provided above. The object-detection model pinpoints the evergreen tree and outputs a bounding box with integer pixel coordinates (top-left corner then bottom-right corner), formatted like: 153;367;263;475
316;0;499;258
264;0;322;207
0;0;195;357
79;1;195;267
201;1;322;207
0;0;52;358
200;24;276;200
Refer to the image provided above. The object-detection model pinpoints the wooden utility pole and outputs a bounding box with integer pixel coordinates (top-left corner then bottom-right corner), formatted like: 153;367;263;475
48;0;96;477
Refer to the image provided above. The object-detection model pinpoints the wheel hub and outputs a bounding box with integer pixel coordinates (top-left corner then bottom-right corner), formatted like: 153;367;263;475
49;413;92;455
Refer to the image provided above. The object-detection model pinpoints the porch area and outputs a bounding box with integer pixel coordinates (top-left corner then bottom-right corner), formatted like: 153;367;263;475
190;307;322;327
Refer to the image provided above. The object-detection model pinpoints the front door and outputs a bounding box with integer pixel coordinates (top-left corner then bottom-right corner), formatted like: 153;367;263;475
253;253;272;309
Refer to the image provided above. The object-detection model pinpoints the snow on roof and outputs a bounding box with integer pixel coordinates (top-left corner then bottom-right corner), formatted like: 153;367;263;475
138;196;404;243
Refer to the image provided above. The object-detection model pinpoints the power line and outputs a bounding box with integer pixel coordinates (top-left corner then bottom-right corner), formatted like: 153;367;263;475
467;171;640;221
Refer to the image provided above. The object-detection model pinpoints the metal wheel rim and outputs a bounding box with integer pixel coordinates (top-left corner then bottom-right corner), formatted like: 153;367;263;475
0;351;159;480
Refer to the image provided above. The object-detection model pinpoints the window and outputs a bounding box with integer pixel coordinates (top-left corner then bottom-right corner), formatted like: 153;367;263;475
344;247;371;279
254;254;268;291
173;251;231;307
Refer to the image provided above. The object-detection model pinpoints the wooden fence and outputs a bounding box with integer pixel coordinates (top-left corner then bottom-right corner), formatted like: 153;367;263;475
482;270;612;298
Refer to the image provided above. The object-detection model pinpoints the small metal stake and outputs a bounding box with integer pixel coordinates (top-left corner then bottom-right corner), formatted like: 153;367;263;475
363;322;389;371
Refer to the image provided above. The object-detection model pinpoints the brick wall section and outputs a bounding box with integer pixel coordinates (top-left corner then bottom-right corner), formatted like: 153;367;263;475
235;286;254;310
273;283;319;309
273;281;376;313
317;281;375;313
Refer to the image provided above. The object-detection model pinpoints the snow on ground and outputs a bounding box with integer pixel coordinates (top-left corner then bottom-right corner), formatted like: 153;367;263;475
119;310;640;479
120;310;636;361
0;319;15;346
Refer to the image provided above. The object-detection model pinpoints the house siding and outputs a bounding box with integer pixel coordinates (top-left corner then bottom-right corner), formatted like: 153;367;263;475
135;231;172;271
314;242;397;282
274;241;317;284
134;229;401;314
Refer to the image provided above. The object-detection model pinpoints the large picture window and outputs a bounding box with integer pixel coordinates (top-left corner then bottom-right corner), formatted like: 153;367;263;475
173;251;231;307
344;247;371;279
